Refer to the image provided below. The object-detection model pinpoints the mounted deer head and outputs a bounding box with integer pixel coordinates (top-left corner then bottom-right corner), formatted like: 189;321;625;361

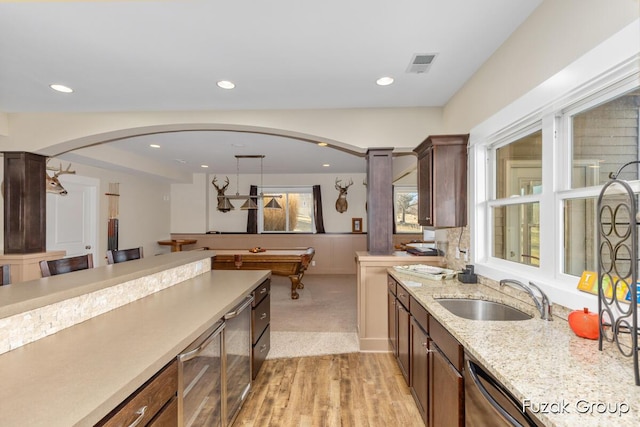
335;178;353;213
212;175;231;212
46;161;76;195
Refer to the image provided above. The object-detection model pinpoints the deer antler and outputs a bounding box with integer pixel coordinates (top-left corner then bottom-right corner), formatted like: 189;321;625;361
212;176;230;192
46;161;76;177
335;178;353;191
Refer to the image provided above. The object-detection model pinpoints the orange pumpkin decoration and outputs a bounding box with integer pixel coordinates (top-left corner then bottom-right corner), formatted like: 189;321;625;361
568;308;599;340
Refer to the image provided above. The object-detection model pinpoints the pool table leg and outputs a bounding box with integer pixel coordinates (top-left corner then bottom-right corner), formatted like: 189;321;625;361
289;273;305;299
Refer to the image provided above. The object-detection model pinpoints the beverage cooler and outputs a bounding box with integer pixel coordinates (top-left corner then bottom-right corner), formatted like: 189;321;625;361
177;295;254;427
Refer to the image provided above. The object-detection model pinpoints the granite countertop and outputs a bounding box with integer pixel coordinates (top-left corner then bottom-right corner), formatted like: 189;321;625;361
388;269;640;427
0;268;270;427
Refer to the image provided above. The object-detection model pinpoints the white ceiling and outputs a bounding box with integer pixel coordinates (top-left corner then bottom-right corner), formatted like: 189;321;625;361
0;0;541;174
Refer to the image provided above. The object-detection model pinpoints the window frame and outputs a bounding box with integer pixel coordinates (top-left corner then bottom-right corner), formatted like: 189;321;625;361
393;185;420;234
258;186;315;233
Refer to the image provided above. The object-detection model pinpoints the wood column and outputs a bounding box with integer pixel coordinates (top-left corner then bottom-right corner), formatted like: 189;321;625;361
366;148;393;254
3;152;47;254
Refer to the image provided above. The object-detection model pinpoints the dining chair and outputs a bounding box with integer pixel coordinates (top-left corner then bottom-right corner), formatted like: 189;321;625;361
40;254;94;277
106;247;144;264
0;264;11;285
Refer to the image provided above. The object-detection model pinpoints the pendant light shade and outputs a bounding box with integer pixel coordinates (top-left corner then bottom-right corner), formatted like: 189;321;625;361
219;197;235;211
240;198;258;210
215;155;282;211
265;197;282;209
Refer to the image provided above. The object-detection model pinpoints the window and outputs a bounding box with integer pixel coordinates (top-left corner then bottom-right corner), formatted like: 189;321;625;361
560;88;640;276
476;80;639;302
260;188;314;233
489;130;542;267
394;187;420;233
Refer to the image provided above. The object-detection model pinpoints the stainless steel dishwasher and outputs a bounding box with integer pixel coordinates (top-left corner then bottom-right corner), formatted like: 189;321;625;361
177;295;254;427
464;352;544;427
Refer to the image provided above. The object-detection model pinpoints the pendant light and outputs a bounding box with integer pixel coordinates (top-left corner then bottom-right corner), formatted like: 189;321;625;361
223;155;282;210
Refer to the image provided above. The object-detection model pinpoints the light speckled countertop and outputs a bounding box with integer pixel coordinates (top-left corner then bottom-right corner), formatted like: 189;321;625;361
388;269;640;427
0;268;270;427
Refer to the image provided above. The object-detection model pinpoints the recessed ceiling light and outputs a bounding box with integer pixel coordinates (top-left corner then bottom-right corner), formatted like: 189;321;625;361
217;80;235;89
317;142;328;147
322;164;330;167
376;77;394;86
200;164;209;168
50;84;73;93
149;144;161;148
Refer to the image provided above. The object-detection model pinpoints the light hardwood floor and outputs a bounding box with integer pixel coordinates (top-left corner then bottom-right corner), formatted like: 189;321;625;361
233;352;424;427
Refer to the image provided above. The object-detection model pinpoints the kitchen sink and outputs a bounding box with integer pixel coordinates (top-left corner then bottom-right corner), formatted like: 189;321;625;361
436;298;533;321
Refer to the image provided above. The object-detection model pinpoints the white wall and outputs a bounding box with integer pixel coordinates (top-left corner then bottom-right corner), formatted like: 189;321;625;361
49;159;172;263
443;0;640;132
171;172;369;233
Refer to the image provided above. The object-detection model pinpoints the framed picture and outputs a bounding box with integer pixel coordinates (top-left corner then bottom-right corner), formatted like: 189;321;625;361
352;218;363;233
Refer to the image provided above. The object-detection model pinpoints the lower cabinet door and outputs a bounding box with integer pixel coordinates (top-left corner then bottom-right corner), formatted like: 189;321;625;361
429;344;464;427
396;302;410;384
410;317;429;424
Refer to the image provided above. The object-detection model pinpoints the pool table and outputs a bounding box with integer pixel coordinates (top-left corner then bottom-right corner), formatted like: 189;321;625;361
211;247;315;299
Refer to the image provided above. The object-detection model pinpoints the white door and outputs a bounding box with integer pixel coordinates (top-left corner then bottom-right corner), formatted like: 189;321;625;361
46;175;99;259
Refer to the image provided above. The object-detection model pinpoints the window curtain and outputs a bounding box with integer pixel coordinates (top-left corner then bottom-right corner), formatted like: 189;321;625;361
247;185;258;234
313;185;325;233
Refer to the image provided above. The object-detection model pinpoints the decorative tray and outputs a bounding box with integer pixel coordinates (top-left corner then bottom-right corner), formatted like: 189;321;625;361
393;264;457;281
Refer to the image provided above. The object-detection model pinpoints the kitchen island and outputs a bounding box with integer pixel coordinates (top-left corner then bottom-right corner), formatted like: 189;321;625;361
0;251;270;426
388;268;640;426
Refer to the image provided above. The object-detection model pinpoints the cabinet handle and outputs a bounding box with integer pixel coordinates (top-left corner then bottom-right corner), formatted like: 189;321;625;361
260;344;268;353
260;312;267;320
127;406;147;427
225;295;254;319
260;287;267;294
425;217;431;221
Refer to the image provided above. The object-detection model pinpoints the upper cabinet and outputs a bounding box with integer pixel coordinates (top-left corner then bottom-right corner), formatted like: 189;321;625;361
413;134;469;228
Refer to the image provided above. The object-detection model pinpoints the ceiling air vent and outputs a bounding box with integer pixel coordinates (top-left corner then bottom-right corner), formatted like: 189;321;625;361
406;53;437;74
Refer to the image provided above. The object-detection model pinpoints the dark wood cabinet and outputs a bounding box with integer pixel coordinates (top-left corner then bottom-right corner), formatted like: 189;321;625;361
429;316;464;427
97;360;178;427
388;279;398;355
413;134;469;228
389;276;410;384
429;343;464;427
396;299;411;384
388;273;465;426
410;316;429;424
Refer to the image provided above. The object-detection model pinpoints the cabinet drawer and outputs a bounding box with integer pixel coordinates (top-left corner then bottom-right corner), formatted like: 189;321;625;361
148;396;177;427
252;293;271;344
429;316;463;372
396;284;410;311
252;324;271;379
388;277;397;296
252;279;271;307
97;360;177;427
410;296;428;331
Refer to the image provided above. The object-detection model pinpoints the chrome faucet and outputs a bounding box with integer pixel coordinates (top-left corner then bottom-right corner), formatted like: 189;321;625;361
499;279;553;321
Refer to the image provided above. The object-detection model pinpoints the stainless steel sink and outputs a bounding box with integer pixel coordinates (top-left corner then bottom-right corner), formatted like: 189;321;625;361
436;298;533;321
